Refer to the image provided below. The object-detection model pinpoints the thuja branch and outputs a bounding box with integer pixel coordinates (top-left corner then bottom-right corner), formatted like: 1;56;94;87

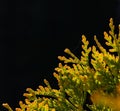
2;18;120;111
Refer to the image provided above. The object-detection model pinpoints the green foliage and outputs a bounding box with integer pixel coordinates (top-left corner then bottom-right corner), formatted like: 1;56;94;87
3;18;120;111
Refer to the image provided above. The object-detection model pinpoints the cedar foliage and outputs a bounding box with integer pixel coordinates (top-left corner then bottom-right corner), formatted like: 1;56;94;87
3;18;120;111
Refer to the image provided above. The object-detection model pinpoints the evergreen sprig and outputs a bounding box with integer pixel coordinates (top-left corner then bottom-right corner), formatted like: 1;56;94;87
3;18;120;111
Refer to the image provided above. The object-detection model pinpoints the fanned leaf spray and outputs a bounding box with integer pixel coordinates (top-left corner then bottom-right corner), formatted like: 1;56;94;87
3;18;120;111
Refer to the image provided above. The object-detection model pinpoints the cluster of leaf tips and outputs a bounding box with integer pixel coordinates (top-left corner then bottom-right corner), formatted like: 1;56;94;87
3;18;120;111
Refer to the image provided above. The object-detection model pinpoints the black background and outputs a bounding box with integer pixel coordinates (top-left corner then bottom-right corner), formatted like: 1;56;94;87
0;0;119;110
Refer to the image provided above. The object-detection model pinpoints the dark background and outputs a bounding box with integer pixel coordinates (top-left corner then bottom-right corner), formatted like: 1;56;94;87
0;0;119;110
